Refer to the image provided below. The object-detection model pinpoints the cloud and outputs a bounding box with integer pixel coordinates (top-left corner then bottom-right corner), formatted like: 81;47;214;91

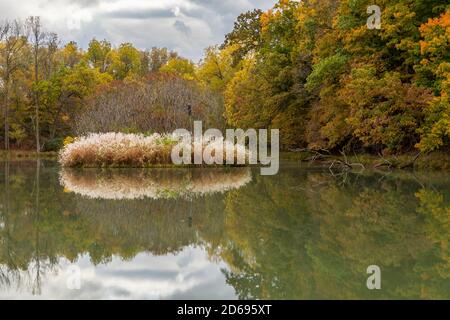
45;0;101;8
102;8;176;20
0;247;237;300
0;0;277;60
173;20;191;35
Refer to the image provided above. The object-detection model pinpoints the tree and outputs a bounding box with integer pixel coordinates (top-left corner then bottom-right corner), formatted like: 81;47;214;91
86;38;111;72
139;50;150;76
342;68;432;152
160;57;196;80
197;45;239;92
38;62;112;143
224;58;271;129
107;43;141;80
42;33;59;79
0;20;28;150
26;16;46;153
149;47;178;72
223;0;310;148
58;41;82;68
222;9;263;65
416;10;450;151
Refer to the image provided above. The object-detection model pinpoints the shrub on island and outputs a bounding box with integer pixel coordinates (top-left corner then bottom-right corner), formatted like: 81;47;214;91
58;132;251;168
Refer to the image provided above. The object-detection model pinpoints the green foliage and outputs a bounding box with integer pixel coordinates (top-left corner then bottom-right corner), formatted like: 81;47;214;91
221;9;264;65
306;54;349;92
86;38;111;72
417;94;450;151
43;137;64;152
107;43;141;80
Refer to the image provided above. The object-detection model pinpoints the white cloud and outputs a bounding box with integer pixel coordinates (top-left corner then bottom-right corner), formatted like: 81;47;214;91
0;0;277;60
0;247;237;299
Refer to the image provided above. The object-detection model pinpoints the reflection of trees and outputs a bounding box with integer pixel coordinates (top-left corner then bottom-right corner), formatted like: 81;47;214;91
0;162;69;292
73;196;227;262
0;161;59;293
0;162;448;299
219;171;450;299
0;163;236;293
414;189;450;298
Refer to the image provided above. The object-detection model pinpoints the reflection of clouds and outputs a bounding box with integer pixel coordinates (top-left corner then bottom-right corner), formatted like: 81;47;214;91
60;168;252;200
0;247;236;300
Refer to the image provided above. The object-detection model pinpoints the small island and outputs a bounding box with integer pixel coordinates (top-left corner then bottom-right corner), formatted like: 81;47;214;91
58;132;251;168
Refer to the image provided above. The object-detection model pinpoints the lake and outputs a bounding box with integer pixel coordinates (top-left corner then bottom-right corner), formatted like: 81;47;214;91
0;160;448;299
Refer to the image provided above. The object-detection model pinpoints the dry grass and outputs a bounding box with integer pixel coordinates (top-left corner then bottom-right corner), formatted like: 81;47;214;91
59;132;252;168
60;167;252;200
59;133;173;167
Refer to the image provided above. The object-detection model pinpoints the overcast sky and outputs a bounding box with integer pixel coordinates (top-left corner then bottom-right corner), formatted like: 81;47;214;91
0;0;277;61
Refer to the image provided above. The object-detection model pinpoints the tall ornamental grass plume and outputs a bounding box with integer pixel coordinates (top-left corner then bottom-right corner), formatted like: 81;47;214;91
58;132;252;167
59;133;176;167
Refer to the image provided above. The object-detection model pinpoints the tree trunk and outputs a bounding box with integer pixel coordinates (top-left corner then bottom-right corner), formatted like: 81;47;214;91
33;159;42;294
4;83;9;151
35;57;40;153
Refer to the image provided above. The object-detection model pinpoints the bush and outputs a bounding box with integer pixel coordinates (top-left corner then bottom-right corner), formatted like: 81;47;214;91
43;138;64;152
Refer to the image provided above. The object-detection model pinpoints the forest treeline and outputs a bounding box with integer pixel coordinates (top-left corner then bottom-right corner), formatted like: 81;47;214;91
0;0;449;154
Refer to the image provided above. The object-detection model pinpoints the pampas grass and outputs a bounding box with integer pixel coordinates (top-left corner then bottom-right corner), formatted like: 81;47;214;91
60;168;252;200
59;132;251;167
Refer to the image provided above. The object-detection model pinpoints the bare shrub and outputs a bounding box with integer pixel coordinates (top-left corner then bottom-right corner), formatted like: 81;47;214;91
75;73;225;135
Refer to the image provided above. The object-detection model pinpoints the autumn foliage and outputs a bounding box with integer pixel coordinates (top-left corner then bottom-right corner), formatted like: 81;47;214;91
215;0;450;154
1;2;449;155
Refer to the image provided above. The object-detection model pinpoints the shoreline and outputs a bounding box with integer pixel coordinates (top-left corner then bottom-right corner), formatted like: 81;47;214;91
0;150;448;171
282;151;449;171
0;150;58;160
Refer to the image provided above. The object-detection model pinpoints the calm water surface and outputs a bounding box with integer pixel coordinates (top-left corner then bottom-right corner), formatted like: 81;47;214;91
0;161;448;299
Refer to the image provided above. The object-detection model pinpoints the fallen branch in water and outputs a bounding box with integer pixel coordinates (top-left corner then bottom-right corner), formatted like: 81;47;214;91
399;152;422;169
374;152;422;169
374;152;394;169
329;151;365;170
290;148;332;161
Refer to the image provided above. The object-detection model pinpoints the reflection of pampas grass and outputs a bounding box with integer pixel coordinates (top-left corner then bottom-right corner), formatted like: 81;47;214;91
58;133;251;167
60;168;252;200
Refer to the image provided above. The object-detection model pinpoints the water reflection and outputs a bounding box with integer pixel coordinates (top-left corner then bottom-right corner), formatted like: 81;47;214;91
60;167;252;200
0;161;448;299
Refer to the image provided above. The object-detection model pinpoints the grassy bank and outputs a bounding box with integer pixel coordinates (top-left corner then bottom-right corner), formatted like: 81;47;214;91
2;148;448;171
282;151;450;170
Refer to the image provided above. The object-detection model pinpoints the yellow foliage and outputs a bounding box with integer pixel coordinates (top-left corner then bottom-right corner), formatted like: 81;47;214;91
64;136;75;146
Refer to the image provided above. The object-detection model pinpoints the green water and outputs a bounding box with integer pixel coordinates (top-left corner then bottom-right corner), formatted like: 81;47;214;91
0;161;448;299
